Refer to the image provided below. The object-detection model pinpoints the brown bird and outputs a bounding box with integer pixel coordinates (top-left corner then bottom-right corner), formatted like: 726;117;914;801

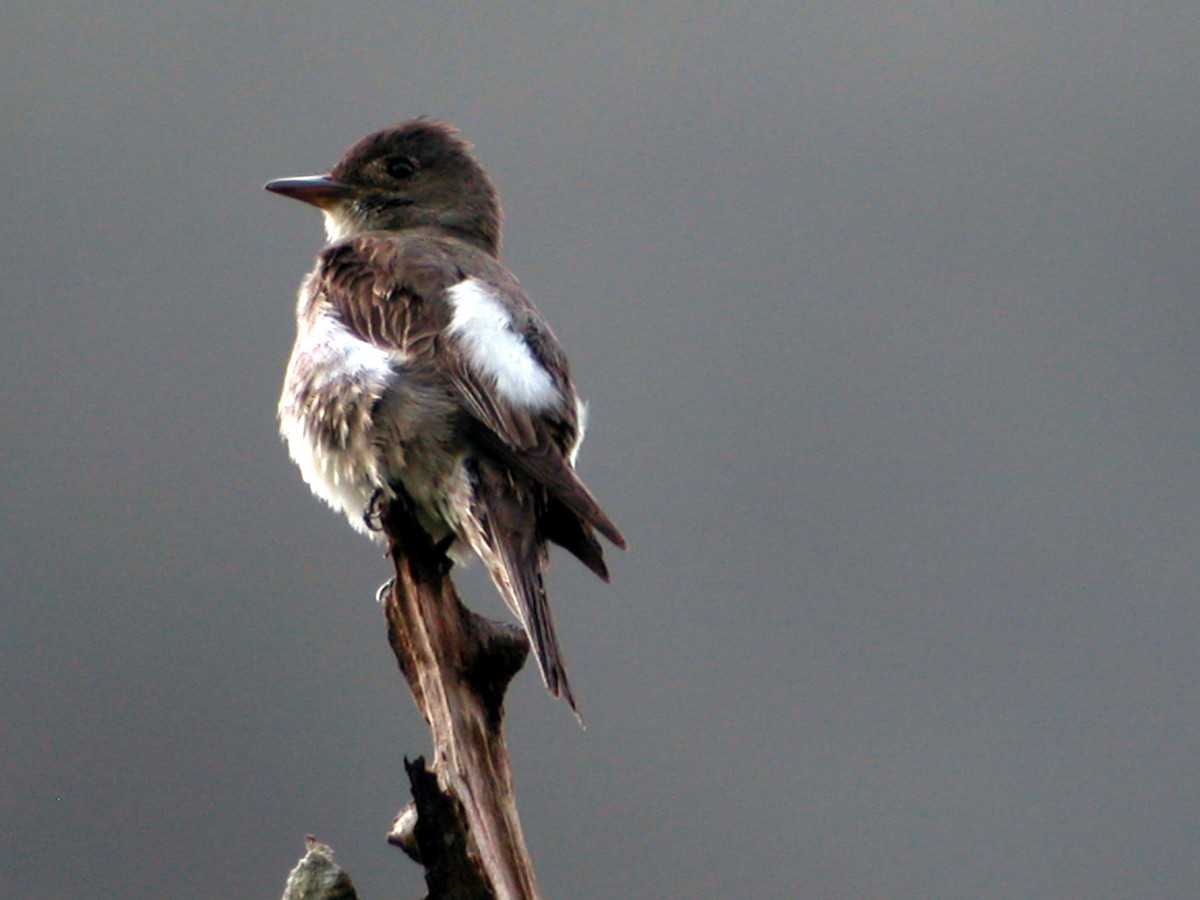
266;120;625;715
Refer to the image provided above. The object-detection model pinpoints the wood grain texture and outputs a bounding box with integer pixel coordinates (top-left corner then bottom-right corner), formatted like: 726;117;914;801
379;489;540;900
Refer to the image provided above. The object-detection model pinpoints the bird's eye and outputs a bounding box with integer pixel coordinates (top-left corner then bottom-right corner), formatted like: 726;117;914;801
385;156;418;180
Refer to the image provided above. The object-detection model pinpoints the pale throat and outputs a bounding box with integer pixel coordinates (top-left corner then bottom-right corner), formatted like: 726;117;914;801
322;208;360;243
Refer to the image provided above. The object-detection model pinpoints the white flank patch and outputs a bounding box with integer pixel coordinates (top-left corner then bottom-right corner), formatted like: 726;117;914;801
446;279;558;409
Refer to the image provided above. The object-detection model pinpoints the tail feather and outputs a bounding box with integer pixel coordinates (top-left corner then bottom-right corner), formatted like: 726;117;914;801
488;519;580;718
461;459;581;719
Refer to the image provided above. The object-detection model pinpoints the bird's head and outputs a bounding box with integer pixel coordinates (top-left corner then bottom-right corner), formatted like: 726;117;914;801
265;119;502;254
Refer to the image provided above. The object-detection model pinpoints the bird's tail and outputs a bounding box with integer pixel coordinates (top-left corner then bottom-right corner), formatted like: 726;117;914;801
461;460;581;721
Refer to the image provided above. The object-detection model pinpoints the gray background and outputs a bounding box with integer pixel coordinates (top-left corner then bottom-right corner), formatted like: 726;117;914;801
3;3;1199;898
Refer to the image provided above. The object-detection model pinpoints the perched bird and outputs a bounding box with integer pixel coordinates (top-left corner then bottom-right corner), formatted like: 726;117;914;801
266;120;625;714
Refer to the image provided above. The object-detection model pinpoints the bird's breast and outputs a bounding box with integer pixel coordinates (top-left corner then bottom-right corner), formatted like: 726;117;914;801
278;306;400;534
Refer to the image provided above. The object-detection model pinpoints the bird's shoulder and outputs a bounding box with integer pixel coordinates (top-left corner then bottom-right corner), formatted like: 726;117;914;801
309;231;579;453
308;233;464;348
310;232;553;347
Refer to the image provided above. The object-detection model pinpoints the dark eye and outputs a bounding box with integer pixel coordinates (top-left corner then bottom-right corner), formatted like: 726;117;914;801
385;156;418;179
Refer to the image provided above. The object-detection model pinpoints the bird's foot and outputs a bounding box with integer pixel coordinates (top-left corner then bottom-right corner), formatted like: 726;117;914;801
363;487;386;532
375;576;395;604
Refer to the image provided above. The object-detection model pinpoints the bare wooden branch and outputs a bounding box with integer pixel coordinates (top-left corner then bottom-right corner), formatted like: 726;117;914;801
378;490;541;900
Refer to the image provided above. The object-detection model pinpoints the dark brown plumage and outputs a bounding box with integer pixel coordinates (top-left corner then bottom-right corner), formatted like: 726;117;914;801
267;120;624;715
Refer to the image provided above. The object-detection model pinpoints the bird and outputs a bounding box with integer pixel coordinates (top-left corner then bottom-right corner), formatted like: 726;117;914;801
265;119;625;716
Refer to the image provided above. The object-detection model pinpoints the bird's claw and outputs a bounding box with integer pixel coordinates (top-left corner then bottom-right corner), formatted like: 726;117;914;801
375;576;395;604
363;487;386;532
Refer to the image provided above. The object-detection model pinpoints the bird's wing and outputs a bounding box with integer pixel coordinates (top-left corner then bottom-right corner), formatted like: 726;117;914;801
317;234;626;552
439;275;628;551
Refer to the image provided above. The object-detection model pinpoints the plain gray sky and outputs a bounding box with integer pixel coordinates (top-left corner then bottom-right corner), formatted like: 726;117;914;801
3;3;1200;897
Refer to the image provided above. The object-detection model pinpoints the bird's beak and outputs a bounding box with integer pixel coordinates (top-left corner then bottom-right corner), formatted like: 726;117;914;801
264;174;354;210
